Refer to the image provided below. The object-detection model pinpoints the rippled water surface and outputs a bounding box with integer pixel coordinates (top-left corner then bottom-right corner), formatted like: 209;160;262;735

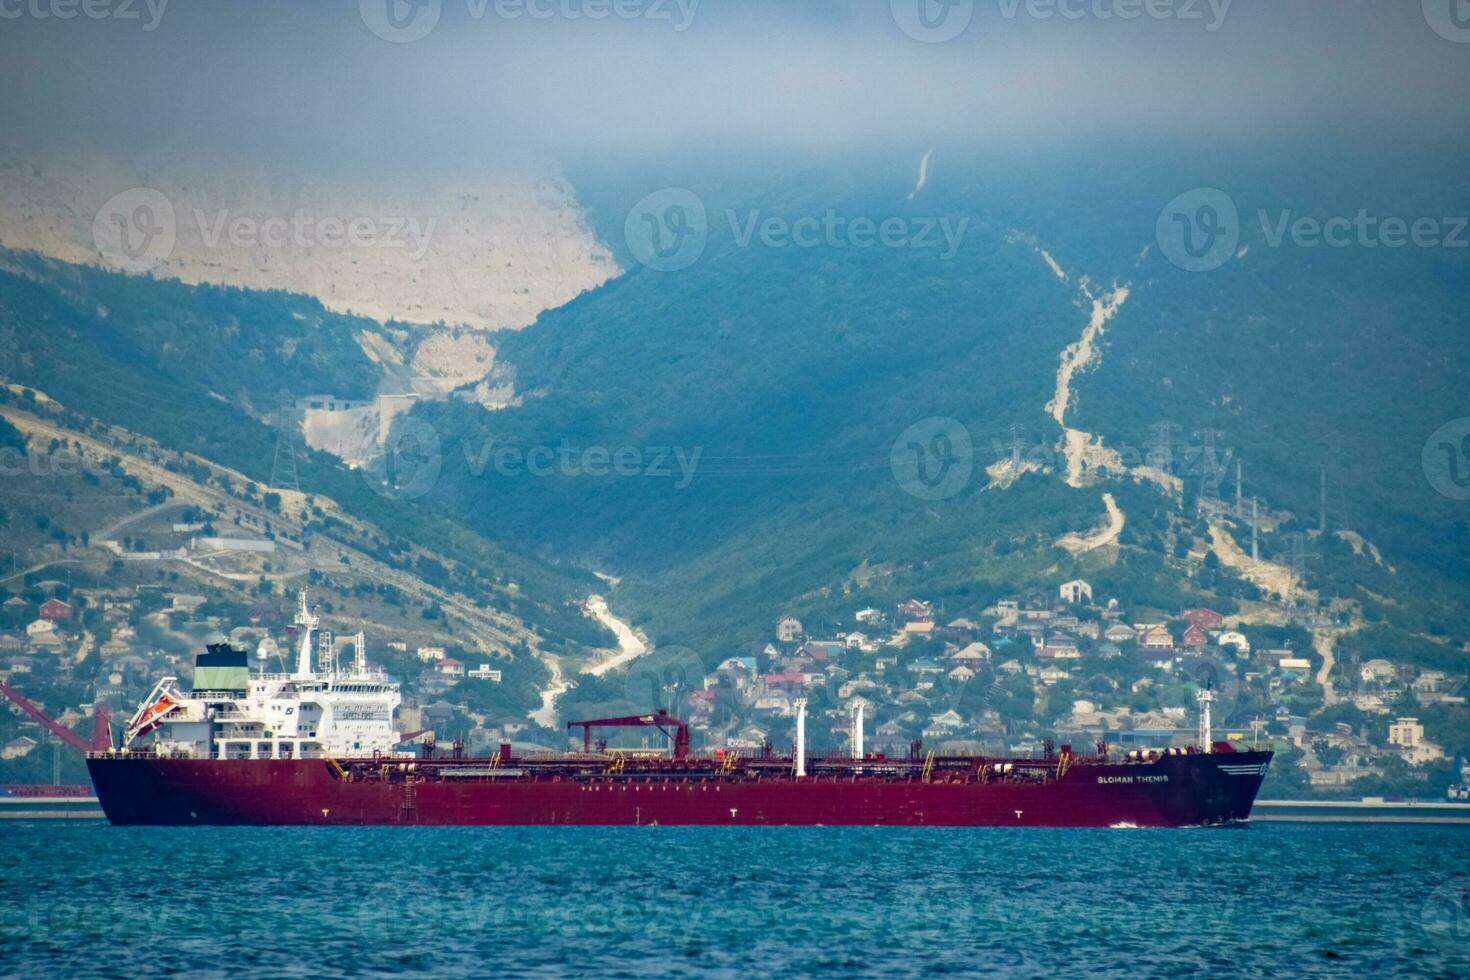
1;823;1467;977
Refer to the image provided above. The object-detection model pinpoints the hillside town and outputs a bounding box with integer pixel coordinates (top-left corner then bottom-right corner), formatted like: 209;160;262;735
3;576;1468;801
679;580;1469;799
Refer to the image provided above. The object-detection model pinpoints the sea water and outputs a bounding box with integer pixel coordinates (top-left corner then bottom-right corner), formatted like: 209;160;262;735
1;823;1466;977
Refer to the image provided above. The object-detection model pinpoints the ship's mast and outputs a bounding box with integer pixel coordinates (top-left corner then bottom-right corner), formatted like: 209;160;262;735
850;699;866;760
294;590;320;678
794;698;808;778
1196;688;1216;753
354;631;367;675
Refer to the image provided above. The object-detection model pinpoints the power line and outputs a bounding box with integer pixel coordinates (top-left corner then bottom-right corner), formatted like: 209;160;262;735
269;396;300;493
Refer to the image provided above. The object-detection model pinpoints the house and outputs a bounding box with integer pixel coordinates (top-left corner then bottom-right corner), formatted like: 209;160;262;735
1181;624;1209;648
854;608;883;624
0;634;22;654
1040;637;1081;660
1182;608;1224;630
924;710;965;736
171;594;209;613
25;620;63;648
948;665;977;682
1359;659;1398;684
776;617;804;643
903;621;935;636
1216;631;1251;655
1104;623;1139;644
468;665;502;682
1038;666;1071;686
1387;717;1425;749
2;736;38;760
950;642;991;663
844;632;872;651
908;658;945;677
897;599;934;622
801;641;844;660
39;598;73;621
434;658;465;677
763;673;808;693
416;646;446;663
1138;626;1174;650
997;659;1024;675
1059;580;1093;605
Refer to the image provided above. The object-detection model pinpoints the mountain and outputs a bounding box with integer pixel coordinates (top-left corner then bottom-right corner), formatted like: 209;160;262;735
401;145;1470;666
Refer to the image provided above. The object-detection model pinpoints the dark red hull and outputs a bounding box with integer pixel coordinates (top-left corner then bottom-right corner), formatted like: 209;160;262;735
87;751;1271;827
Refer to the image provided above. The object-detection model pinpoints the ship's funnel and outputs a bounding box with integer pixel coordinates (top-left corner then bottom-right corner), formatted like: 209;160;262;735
192;644;249;694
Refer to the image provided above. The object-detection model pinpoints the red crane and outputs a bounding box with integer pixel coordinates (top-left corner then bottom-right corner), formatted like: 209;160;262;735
568;712;691;760
0;679;111;753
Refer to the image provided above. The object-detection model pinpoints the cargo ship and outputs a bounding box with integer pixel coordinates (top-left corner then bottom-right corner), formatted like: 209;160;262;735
88;593;1271;827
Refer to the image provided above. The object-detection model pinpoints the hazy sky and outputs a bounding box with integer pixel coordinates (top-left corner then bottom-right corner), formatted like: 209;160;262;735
2;0;1468;169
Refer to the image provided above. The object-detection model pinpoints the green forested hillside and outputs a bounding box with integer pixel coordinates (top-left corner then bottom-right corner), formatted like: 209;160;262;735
407;146;1470;661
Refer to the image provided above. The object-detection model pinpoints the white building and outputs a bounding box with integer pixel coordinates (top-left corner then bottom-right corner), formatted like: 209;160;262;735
1059;580;1093;605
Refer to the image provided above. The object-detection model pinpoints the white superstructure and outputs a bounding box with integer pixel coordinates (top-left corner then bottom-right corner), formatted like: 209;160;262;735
124;591;401;760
